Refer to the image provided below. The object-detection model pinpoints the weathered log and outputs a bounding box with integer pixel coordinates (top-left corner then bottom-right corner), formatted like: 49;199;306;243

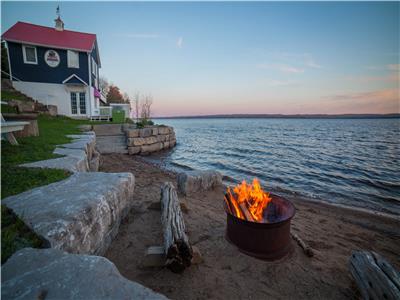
349;251;400;300
160;182;193;273
291;232;314;257
239;203;255;222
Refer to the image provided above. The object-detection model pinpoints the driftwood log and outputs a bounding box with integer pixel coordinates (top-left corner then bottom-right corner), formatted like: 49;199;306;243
161;182;193;273
349;251;400;300
291;232;314;257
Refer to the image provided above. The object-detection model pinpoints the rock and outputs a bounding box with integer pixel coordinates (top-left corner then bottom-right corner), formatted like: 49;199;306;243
177;170;222;195
144;136;158;145
151;127;159;135
46;105;58;116
20;155;88;172
158;126;169;135
128;137;146;146
89;149;100;172
2;172;135;255
128;146;141;155
2;248;167;300
140;128;153;137
191;246;203;265
78;124;92;132
126;129;140;138
141;142;162;154
157;134;168;142
8;99;35;113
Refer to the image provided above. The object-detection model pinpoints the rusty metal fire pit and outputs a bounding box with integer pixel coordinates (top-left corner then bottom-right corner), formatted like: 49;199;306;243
225;194;296;261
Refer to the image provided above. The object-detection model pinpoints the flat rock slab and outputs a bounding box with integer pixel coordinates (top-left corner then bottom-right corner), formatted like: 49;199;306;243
177;170;222;195
2;248;167;300
20;155;88;172
2;172;135;255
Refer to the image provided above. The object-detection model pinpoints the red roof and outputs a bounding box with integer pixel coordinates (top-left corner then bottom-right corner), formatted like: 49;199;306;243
2;21;97;52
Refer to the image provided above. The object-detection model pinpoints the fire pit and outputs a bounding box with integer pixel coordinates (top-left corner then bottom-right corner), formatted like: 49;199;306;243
224;179;296;260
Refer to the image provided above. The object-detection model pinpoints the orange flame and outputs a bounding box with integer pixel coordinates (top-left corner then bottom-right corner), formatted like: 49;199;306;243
225;178;272;222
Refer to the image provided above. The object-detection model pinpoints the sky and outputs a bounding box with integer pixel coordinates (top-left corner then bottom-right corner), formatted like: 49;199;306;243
2;1;399;116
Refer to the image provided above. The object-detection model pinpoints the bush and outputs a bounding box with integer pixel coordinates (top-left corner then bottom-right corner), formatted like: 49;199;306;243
136;119;154;128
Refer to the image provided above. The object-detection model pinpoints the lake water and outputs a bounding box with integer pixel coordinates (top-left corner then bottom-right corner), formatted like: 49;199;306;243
151;118;400;215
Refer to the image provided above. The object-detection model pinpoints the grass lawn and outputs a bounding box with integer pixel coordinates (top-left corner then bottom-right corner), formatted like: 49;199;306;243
1;114;97;263
1;90;30;102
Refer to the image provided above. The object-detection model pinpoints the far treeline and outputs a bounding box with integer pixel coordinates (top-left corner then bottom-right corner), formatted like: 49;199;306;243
156;113;400;119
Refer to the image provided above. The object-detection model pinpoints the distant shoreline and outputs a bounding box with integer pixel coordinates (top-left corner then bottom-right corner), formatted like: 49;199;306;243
154;113;400;119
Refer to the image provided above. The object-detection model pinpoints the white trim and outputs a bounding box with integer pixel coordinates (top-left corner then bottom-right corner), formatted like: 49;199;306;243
88;53;93;116
22;44;38;64
67;50;79;68
4;38;92;53
62;74;88;85
5;41;12;80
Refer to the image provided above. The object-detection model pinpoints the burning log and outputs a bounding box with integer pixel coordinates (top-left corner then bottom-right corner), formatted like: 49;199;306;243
350;251;400;300
291;232;314;257
160;182;193;273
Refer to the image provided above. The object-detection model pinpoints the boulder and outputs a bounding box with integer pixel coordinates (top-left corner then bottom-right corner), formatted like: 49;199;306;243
128;146;141;155
126;128;140;138
78;124;92;132
20;155;88;173
140;128;153;137
128;137;146;146
46;105;58;116
8;99;35;113
141;142;163;154
2;172;135;255
1;248;167;300
157;134;168;142
89;149;100;172
177;170;222;195
144;136;158;145
158;126;169;135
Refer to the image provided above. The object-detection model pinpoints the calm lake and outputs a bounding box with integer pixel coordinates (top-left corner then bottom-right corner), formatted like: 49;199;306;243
151;118;400;215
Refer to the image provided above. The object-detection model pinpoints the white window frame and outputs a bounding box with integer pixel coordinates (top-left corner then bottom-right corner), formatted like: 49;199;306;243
91;57;96;75
22;45;38;65
67;50;79;68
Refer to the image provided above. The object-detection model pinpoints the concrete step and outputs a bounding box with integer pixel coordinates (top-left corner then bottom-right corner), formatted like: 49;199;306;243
95;135;128;154
93;124;123;136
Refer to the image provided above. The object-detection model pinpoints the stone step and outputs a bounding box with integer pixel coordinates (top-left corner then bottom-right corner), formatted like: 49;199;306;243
93;124;124;136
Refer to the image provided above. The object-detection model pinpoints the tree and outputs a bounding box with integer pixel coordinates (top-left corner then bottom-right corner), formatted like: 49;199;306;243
106;85;125;103
141;94;153;121
132;92;141;122
99;76;109;95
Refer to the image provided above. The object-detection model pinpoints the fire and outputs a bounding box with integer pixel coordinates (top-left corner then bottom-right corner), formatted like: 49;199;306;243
224;178;272;222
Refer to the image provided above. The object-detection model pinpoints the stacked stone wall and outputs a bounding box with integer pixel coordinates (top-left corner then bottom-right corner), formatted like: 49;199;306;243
125;125;176;155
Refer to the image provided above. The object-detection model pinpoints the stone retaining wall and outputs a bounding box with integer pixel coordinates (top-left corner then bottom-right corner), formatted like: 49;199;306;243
125;125;176;155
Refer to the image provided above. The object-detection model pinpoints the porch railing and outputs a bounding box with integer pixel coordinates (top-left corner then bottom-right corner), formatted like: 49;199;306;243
99;106;112;117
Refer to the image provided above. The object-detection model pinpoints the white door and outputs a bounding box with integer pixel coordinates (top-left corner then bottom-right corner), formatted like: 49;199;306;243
70;92;87;116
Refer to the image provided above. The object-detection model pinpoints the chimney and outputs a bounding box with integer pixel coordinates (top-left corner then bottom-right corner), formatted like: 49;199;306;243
54;5;64;31
55;16;64;31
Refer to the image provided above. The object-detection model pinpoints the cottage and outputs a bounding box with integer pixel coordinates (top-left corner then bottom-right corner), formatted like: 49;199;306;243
1;14;106;118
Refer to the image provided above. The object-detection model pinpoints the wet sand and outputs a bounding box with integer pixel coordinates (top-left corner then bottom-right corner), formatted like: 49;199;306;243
101;153;400;300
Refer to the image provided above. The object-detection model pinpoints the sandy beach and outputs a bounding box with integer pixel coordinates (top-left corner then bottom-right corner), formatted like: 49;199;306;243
101;153;400;300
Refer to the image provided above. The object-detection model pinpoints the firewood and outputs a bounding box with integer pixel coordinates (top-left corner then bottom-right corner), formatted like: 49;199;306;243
349;251;400;300
161;182;193;273
291;232;314;257
239;203;255;222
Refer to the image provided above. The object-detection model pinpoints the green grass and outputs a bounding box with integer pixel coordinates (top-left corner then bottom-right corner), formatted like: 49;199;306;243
1;114;98;263
1;104;18;113
1;90;29;102
1;205;47;264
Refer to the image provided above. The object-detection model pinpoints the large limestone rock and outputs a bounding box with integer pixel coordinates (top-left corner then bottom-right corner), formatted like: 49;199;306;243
177;170;222;195
20;155;88;172
2;172;135;255
2;248;167;300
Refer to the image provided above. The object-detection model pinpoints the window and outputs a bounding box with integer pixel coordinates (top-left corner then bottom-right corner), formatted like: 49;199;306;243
67;50;79;68
91;57;97;76
22;45;37;64
79;92;86;114
70;92;77;114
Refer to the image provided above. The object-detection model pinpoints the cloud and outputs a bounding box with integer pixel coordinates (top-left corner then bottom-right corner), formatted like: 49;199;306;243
265;79;293;87
346;73;399;83
323;88;399;114
387;64;400;71
117;33;160;39
257;63;304;74
177;37;183;48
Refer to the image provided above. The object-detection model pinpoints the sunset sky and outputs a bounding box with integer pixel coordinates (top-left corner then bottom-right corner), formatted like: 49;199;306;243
2;2;399;116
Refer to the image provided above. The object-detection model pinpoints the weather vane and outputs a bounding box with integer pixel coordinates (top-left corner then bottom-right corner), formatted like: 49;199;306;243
56;5;60;18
